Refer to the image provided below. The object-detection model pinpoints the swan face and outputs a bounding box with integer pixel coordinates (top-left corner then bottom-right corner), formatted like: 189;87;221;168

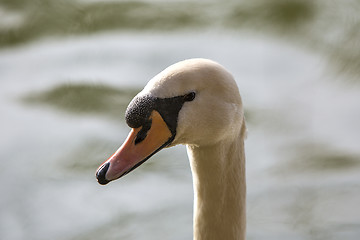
96;59;244;184
145;58;244;146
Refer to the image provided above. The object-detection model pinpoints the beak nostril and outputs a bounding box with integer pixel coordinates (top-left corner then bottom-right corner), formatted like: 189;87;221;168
96;162;110;185
134;119;152;145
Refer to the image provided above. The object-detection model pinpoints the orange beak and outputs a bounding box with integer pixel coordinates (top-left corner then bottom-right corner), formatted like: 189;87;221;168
96;110;172;184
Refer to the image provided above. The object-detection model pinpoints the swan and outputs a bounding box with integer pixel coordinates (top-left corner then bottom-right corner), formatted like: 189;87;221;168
96;58;247;240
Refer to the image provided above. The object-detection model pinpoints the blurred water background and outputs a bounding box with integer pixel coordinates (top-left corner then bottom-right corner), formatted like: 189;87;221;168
1;0;360;239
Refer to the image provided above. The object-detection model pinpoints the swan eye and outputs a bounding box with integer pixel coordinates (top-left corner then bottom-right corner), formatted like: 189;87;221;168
184;92;196;102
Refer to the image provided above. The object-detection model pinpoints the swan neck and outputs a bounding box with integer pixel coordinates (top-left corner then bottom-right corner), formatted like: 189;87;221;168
187;130;246;240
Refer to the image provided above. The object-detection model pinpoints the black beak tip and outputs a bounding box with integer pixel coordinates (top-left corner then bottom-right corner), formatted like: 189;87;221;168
96;162;111;185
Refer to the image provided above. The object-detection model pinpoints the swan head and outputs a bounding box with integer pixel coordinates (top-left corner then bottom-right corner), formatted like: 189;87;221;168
96;58;245;184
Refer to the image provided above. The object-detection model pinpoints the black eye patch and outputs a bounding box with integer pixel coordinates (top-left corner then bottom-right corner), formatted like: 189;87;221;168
125;91;196;144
